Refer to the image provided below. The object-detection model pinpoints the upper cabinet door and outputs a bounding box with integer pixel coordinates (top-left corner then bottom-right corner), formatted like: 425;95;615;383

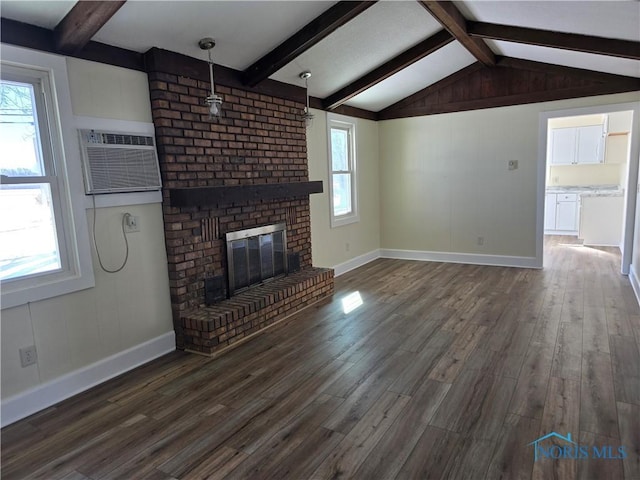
550;128;577;165
576;125;604;164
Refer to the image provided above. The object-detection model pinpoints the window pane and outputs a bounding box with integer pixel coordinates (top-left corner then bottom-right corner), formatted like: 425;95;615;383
0;183;61;280
0;80;44;176
333;173;352;216
331;127;349;171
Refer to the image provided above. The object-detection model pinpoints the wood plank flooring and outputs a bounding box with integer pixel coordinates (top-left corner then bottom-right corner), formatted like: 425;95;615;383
2;236;639;479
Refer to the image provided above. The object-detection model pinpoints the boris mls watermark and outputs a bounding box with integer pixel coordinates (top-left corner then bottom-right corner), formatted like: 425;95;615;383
529;432;627;461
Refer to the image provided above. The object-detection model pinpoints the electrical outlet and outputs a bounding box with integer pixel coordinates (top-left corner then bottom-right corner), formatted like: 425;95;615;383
477;236;485;246
345;242;350;252
508;160;518;170
19;345;37;367
124;214;140;233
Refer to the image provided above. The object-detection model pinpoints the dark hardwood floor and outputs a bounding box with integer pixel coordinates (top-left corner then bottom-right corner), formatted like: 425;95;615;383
2;236;639;479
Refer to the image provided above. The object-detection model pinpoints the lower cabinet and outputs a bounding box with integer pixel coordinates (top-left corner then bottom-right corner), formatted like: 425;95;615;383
545;193;578;233
579;195;624;246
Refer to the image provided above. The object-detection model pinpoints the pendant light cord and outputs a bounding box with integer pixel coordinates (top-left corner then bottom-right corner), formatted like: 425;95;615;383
305;76;310;111
208;49;216;96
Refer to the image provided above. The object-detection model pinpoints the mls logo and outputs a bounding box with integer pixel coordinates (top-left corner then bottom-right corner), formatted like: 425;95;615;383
528;432;581;461
529;432;627;462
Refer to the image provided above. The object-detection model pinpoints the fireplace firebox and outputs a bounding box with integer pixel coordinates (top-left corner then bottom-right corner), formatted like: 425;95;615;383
225;223;288;296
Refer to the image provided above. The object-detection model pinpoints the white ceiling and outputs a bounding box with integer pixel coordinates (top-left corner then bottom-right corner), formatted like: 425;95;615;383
270;1;441;97
0;1;74;29
488;40;640;78
93;1;337;71
1;0;638;113
456;0;640;42
346;41;476;111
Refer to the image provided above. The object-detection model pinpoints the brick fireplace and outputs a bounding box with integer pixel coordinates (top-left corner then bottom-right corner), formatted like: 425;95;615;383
146;48;334;355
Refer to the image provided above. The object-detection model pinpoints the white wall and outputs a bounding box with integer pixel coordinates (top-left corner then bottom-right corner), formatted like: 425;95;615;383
548;164;624;187
378;92;640;261
1;56;173;418
631;163;640;295
67;58;153;123
379;106;538;258
308;109;380;272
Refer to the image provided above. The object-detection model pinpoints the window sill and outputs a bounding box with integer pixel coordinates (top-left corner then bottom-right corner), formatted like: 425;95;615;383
331;213;360;228
1;269;95;310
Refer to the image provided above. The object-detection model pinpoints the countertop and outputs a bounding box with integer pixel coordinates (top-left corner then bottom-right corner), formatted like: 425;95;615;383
546;185;624;197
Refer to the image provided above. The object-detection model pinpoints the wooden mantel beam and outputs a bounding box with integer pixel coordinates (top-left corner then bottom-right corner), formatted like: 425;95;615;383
468;22;640;61
54;1;126;54
242;1;376;87
418;0;495;66
322;29;454;110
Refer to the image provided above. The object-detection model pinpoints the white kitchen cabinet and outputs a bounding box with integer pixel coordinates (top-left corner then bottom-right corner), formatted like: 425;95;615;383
576;125;604;164
550;128;576;165
550;125;604;165
545;193;579;233
556;195;579;230
580;195;624;246
544;193;557;230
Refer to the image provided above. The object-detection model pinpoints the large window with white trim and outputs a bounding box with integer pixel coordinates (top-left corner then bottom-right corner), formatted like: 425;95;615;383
1;67;66;281
328;114;358;227
1;49;94;309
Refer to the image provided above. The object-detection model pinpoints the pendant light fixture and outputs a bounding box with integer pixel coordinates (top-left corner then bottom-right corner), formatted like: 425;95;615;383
198;37;223;121
299;71;314;128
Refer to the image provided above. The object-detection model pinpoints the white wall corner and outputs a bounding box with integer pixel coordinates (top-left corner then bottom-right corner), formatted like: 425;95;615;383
629;264;640;308
333;249;381;277
380;249;540;269
0;331;175;428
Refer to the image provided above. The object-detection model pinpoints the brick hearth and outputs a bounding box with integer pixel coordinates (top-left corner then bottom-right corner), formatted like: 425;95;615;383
147;51;334;354
181;268;334;355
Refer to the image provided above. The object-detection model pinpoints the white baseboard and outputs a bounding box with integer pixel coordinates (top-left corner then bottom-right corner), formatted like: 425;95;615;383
544;230;578;236
333;249;381;276
1;331;175;427
583;242;623;249
629;264;640;308
379;249;539;269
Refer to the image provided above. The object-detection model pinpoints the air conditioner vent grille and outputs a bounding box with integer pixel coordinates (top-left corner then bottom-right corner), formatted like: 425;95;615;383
101;133;154;146
79;129;162;194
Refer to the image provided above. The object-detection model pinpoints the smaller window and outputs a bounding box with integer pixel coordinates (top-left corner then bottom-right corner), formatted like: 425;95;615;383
328;115;358;227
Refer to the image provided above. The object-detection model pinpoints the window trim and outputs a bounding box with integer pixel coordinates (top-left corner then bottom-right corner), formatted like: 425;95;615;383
1;45;95;309
327;113;359;228
2;67;70;282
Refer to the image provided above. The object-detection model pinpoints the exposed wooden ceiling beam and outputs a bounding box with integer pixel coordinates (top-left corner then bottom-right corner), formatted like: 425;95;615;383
54;0;126;54
309;96;378;120
468;22;640;60
418;0;495;66
322;29;454;110
2;17;144;71
242;1;376;87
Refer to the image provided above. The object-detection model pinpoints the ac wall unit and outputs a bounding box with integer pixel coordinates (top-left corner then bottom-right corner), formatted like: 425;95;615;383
78;129;162;194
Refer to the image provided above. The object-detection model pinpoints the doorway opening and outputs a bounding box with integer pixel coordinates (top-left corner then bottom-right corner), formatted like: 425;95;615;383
538;102;639;275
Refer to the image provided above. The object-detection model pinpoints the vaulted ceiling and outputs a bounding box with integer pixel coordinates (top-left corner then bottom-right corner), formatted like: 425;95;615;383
2;0;639;119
